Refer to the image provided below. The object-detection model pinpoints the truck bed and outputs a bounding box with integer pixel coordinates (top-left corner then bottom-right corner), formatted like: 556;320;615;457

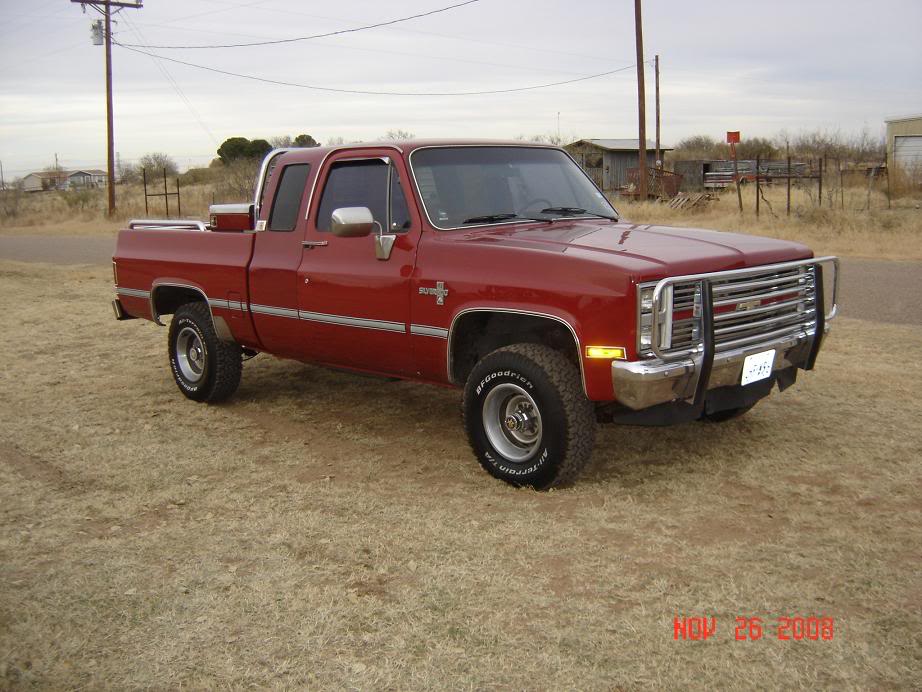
113;228;255;328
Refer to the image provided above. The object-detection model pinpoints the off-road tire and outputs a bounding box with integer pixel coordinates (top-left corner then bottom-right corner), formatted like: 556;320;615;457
168;302;242;403
701;404;755;422
462;344;595;489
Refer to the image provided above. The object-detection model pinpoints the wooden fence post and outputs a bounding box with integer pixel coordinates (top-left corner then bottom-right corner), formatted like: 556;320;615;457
786;155;792;216
755;155;760;218
818;157;823;207
142;167;149;215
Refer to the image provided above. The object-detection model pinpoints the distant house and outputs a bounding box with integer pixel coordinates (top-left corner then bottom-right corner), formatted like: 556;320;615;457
22;170;69;193
564;139;671;191
21;168;108;192
68;169;108;189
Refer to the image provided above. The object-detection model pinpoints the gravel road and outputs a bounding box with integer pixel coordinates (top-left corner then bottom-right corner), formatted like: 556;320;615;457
1;234;918;325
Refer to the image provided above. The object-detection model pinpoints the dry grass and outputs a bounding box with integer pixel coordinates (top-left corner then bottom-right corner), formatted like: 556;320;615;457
0;184;216;236
3;180;920;265
620;185;922;262
1;260;921;689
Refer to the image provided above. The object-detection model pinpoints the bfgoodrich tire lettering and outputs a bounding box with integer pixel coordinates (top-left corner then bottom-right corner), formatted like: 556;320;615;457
463;344;595;488
168;302;242;403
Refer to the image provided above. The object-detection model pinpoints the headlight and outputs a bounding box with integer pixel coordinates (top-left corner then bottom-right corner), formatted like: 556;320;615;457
640;286;654;312
638;285;655;355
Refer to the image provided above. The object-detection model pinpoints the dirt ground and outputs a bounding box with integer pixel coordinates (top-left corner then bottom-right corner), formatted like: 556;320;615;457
1;260;921;689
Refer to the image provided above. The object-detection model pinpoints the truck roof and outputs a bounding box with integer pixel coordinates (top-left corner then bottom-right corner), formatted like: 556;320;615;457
274;139;560;165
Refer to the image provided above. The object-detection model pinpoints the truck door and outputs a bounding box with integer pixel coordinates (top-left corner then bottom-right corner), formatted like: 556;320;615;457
296;150;421;376
248;157;315;360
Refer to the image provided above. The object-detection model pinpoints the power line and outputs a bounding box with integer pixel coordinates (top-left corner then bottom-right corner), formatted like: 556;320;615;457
120;13;219;146
114;41;643;96
117;0;482;49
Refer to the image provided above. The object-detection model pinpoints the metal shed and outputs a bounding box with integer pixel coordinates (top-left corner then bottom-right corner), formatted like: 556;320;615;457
886;114;922;184
564;139;669;191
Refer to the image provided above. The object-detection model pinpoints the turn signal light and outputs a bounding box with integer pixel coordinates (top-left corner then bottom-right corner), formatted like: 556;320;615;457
586;346;626;360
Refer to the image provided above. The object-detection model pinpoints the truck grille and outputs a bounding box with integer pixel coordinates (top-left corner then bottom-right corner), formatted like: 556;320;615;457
662;265;816;356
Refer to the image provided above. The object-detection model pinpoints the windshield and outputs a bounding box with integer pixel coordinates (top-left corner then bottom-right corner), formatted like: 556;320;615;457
409;146;618;230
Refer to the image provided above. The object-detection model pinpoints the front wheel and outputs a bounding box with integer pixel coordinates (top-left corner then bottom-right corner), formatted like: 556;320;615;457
168;302;242;402
462;344;596;488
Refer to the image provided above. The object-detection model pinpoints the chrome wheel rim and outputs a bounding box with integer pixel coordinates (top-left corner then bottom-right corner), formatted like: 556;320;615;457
176;327;206;383
482;383;543;462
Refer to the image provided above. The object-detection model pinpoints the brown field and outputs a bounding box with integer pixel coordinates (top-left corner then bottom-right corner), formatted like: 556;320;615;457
621;186;922;262
3;182;921;263
1;260;921;689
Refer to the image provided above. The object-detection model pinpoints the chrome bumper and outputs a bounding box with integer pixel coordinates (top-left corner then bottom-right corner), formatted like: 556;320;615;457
611;325;826;410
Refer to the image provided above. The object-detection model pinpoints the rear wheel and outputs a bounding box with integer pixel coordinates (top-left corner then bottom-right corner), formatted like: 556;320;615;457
462;344;595;488
168;302;241;402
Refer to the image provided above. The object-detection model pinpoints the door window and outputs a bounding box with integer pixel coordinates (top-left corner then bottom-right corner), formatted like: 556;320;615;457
316;158;413;233
316;160;388;232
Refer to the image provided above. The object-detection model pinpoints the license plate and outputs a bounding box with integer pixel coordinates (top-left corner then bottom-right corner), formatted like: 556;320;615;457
740;349;776;386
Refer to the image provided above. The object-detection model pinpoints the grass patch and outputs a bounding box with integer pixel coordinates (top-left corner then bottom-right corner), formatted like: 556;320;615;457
1;261;920;688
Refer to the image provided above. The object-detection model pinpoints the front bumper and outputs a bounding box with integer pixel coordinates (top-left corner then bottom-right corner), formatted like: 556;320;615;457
612;256;838;412
611;327;823;410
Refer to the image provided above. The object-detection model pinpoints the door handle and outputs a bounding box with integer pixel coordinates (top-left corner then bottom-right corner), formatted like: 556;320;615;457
302;240;329;249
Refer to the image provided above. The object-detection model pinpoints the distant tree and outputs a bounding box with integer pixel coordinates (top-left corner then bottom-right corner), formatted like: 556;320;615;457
247;139;272;160
736;136;778;160
672;135;728;160
0;179;24;220
215;158;262;201
326;136;346;146
217;137;253;164
269;135;293;148
516;132;573;146
292;133;320;148
383;129;415;140
139;152;178;176
118;162;137;184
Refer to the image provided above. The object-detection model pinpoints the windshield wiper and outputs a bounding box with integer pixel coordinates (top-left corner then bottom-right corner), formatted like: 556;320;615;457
462;213;551;225
539;206;618;221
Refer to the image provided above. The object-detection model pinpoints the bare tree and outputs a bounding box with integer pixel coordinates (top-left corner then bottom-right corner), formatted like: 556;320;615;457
215;158;261;201
383;129;415;140
139;152;178;176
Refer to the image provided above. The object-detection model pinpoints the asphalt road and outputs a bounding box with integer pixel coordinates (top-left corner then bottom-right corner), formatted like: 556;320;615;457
1;235;919;326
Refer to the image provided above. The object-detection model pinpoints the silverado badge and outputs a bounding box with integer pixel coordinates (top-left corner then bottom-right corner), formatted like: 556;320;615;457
735;299;762;312
419;281;449;306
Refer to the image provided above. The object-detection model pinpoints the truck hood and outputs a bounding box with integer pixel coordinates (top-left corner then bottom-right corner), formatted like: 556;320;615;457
456;219;813;280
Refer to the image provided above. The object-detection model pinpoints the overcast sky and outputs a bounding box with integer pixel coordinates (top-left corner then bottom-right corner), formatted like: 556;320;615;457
1;0;920;177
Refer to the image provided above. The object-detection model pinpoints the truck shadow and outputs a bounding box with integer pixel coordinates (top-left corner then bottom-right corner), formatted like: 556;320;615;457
231;356;757;491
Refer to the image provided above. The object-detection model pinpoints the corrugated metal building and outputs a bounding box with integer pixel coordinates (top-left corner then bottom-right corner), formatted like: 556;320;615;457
886;114;922;183
564;139;669;191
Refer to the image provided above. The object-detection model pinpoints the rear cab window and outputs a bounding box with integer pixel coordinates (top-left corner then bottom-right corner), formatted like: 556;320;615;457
267;163;311;231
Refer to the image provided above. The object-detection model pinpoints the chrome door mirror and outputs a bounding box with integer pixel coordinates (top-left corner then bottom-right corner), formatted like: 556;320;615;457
330;205;397;261
330;207;375;238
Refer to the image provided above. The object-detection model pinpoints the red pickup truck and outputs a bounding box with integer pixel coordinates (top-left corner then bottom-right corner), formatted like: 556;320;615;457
112;141;839;488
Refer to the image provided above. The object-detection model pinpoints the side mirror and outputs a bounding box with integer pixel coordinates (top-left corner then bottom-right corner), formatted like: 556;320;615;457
330;207;375;238
330;206;397;261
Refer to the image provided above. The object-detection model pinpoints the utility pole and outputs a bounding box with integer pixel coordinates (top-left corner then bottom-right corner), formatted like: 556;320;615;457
70;0;143;216
103;1;115;215
654;54;661;171
634;0;647;201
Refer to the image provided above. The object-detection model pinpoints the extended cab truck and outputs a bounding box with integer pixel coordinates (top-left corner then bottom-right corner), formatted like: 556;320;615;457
112;141;839;488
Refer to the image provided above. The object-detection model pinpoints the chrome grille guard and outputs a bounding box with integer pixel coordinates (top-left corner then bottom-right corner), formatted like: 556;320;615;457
649;256;839;364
